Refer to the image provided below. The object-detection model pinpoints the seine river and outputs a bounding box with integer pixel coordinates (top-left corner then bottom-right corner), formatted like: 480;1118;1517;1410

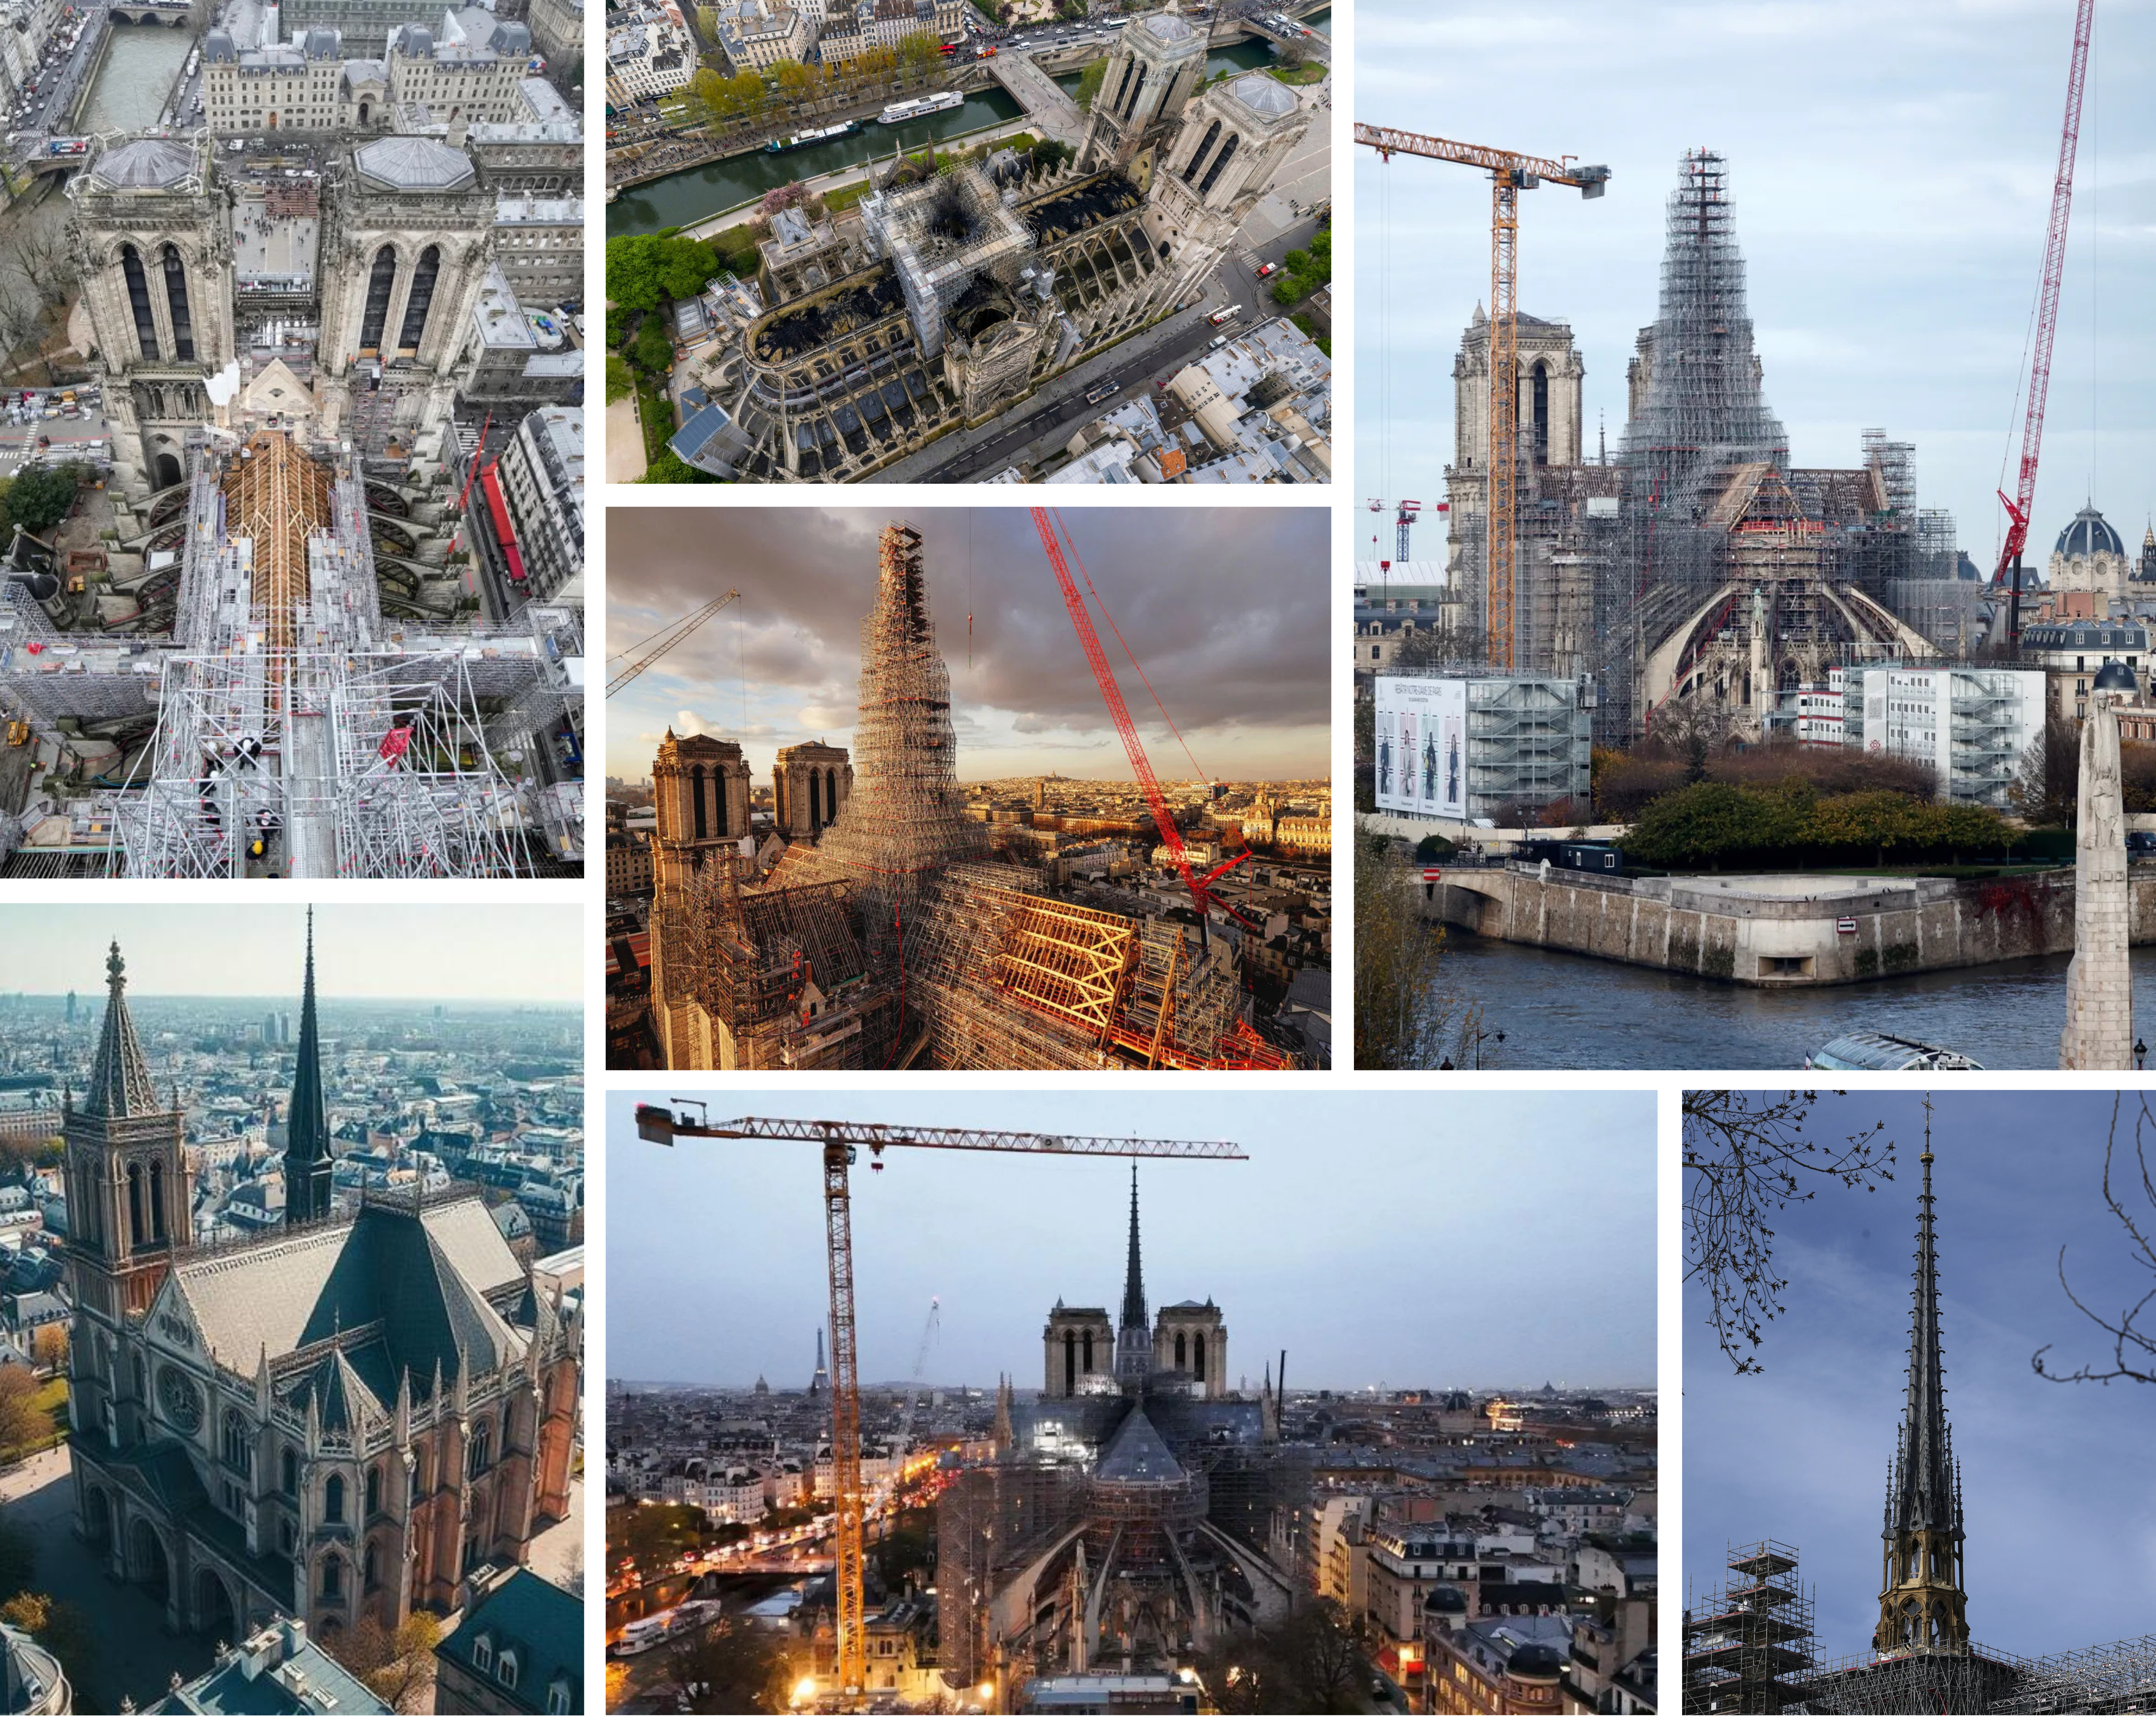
79;24;190;133
605;11;1328;239
1422;936;2156;1071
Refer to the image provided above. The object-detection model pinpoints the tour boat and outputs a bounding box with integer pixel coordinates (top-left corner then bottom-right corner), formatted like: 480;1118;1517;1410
765;119;859;153
877;89;964;125
1807;1032;1984;1071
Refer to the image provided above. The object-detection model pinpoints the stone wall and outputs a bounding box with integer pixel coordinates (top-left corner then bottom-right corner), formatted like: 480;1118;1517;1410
1420;863;2156;988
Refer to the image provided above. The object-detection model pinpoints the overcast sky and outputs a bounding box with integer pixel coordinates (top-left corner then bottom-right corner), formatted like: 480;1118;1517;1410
604;507;1329;784
1356;0;2156;575
606;1088;1656;1392
0;905;584;1002
1684;1090;2156;1661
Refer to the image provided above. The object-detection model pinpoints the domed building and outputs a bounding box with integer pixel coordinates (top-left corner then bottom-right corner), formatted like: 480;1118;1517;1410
2047;504;2132;599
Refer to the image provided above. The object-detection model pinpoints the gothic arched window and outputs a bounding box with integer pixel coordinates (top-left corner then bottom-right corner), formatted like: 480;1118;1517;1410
1080;1329;1095;1376
358;245;397;351
325;1473;346;1524
1530;360;1550;465
690;765;708;839
161;244;195;362
1062;1330;1076;1394
1120;63;1148;122
1194;1332;1207;1384
1173;1331;1186;1371
120;245;159;359
396;244;440;351
365;1465;382;1518
1182;120;1221;184
222;1409;249;1474
281;1448;299;1496
1110;56;1136;115
1197;134;1240;198
322;1552;344;1601
126;1162;147;1247
148;1161;166;1243
468;1421;492;1476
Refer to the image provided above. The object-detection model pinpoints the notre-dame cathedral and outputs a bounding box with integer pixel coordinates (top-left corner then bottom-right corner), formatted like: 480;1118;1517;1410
61;919;580;1643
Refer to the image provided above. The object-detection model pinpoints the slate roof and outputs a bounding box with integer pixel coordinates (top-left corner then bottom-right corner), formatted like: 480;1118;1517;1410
1226;72;1297;119
147;1619;386;1715
1095;1405;1186;1485
435;1570;581;1713
91;139;196;191
352;136;476;190
81;945;164;1120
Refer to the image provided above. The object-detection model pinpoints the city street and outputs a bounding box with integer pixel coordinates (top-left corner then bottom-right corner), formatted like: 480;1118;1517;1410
0;407;109;475
0;1446;218;1714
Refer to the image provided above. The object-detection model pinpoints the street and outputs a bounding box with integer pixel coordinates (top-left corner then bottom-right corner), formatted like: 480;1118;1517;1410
0;401;110;475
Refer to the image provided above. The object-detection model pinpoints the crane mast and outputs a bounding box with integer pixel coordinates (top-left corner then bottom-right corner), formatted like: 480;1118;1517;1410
1356;124;1607;671
1994;0;2095;652
605;590;741;697
631;1105;1244;1698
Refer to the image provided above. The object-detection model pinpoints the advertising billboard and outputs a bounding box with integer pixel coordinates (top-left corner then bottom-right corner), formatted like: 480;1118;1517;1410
1374;677;1468;820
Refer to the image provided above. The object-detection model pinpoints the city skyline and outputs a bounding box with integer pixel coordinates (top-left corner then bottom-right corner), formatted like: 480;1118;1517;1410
605;507;1329;782
1356;0;2156;578
608;1089;1656;1390
0;906;584;1002
1684;1091;2156;1660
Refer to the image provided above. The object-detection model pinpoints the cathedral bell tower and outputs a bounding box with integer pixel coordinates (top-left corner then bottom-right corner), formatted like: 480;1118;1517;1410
1873;1118;1971;1656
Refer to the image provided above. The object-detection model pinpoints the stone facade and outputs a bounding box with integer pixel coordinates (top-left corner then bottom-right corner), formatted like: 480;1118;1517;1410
651;729;752;894
1043;1304;1111;1398
2047;504;2132;601
773;741;852;840
2061;692;2134;1068
1153;1301;1226;1397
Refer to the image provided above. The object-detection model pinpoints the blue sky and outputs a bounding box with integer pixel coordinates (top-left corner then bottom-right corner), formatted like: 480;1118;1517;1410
605;1088;1656;1392
603;507;1329;784
1683;1090;2156;1660
1356;0;2156;576
0;905;584;1001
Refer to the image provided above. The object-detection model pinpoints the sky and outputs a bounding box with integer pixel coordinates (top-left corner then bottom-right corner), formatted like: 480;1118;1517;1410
1683;1090;2156;1661
604;507;1330;784
606;1088;1656;1393
1356;0;2156;576
0;905;584;1002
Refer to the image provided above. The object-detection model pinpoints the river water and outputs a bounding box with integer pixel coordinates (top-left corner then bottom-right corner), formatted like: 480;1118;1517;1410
606;10;1328;238
78;24;190;133
1421;936;2156;1071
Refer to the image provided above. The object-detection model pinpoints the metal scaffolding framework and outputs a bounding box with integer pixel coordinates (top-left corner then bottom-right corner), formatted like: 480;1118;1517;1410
1683;1539;1819;1715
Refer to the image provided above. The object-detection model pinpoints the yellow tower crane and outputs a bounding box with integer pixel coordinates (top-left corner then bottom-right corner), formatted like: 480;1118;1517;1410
632;1105;1247;1701
1356;124;1608;670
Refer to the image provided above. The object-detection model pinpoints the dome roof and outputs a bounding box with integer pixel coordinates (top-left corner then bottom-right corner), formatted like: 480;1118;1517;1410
2092;659;2137;693
1227;71;1298;118
2056;504;2125;560
1136;11;1196;42
1508;1644;1566;1678
90;138;195;190
353;135;476;190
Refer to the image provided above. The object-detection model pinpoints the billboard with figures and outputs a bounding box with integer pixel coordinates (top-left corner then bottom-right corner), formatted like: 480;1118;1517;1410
1374;677;1468;820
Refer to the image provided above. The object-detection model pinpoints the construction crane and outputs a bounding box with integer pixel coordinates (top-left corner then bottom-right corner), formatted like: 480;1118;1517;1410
631;1105;1245;1700
1366;497;1426;563
604;590;740;697
1992;0;2095;652
1357;124;1608;669
869;1297;941;1527
1030;507;1256;939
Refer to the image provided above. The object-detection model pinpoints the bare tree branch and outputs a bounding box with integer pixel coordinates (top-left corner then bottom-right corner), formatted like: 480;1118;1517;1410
1683;1090;1896;1374
2033;1093;2156;1387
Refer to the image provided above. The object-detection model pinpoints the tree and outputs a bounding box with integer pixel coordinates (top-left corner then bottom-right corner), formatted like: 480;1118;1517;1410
28;1326;64;1375
605;355;635;404
2;464;80;536
613;1502;711;1578
639;448;726;485
606;233;720;314
666;1619;790;1713
1028;137;1072;177
0;1365;52;1459
2011;711;2078;828
2034;1094;2156;1388
1193;1599;1371;1713
630;314;678;375
1684;1091;1896;1373
1353;830;1477;1071
320;1613;442;1713
1072;55;1107;110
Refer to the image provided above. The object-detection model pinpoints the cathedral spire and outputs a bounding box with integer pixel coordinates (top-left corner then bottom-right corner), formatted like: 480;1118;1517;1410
283;908;334;1227
1874;1098;1970;1655
81;942;162;1120
1120;1162;1146;1332
1114;1163;1153;1391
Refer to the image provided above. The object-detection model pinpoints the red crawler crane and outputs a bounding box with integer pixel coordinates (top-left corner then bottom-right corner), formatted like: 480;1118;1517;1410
1029;507;1254;936
1995;0;2096;651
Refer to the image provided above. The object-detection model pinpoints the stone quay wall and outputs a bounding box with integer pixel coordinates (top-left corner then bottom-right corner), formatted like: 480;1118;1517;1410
1417;864;2156;988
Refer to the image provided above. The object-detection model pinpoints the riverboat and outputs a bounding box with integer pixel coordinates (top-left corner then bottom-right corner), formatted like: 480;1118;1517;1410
1807;1032;1984;1071
877;89;964;125
765;119;859;153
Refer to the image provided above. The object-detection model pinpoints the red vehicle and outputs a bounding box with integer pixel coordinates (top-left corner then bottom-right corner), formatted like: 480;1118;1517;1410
1255;261;1279;277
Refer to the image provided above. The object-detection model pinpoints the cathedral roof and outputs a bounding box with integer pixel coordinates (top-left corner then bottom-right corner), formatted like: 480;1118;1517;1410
353;135;476;191
1095;1404;1186;1485
1225;71;1298;119
170;1194;528;1391
80;943;165;1120
1135;11;1196;44
2056;504;2124;560
90;138;196;190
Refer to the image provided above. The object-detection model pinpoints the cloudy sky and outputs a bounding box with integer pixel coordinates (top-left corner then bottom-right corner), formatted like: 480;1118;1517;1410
1356;0;2156;573
1684;1090;2156;1660
604;507;1329;785
606;1088;1656;1392
0;904;584;1001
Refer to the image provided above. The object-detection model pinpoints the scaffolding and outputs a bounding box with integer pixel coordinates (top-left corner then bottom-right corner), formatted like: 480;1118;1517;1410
1682;1539;1818;1714
814;521;985;958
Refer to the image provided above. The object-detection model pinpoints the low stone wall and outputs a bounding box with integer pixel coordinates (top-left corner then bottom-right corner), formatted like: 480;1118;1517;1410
1420;864;2156;987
